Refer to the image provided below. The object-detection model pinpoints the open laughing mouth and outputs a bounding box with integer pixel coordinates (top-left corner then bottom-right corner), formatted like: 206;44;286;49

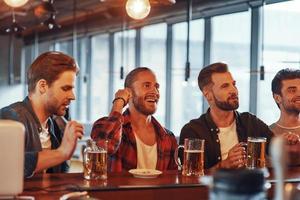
292;98;300;104
145;96;159;104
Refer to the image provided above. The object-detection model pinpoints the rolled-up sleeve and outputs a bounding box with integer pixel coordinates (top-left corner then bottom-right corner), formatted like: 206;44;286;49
91;112;123;155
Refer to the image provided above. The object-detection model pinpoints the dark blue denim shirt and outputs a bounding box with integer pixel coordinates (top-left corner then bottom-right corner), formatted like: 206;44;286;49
0;97;69;177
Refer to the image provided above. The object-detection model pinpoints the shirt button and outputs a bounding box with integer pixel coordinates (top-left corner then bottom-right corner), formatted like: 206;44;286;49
216;128;219;131
216;139;219;143
218;156;221;160
210;128;214;131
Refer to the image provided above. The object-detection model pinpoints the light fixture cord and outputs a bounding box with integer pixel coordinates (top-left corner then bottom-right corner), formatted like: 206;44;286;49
185;0;192;81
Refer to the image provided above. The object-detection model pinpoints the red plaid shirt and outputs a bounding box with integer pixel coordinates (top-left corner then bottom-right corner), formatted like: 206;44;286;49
91;109;178;172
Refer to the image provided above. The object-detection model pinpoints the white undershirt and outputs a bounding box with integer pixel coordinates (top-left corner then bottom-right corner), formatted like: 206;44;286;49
40;120;51;150
218;121;238;160
135;134;157;169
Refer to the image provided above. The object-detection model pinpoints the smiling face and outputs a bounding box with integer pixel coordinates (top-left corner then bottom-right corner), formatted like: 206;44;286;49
44;70;76;116
129;70;160;116
206;72;239;111
275;79;300;115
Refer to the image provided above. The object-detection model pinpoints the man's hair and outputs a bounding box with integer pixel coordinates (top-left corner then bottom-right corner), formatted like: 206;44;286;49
27;51;79;93
124;67;153;88
271;68;300;96
198;62;229;91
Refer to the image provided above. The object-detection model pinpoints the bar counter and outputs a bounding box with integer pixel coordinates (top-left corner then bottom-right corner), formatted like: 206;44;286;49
22;167;300;200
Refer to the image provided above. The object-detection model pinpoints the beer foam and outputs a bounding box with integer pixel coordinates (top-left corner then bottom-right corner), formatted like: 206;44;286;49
89;150;107;153
248;138;266;143
184;150;204;153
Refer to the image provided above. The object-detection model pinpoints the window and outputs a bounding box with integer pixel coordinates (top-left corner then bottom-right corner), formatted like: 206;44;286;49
171;19;204;136
113;30;136;92
211;11;251;113
90;34;110;122
141;23;167;124
257;1;300;124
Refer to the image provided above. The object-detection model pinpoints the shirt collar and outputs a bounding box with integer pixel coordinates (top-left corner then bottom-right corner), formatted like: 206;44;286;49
123;108;167;139
204;108;240;134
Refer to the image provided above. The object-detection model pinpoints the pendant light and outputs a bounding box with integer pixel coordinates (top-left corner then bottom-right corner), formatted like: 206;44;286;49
4;0;28;8
126;0;151;20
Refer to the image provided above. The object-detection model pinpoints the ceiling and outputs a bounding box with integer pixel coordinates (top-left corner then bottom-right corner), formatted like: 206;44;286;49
0;0;182;36
0;0;255;41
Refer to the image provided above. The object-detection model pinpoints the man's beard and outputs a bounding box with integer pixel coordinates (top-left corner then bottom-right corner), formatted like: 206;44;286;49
213;94;239;111
132;91;157;116
47;101;66;116
282;98;300;115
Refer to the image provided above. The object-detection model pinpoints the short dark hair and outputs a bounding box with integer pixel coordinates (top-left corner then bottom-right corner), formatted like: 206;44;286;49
124;67;153;88
27;51;79;93
198;62;229;91
271;68;300;96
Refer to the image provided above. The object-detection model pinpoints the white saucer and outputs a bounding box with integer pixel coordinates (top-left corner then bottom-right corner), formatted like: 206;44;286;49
128;169;162;178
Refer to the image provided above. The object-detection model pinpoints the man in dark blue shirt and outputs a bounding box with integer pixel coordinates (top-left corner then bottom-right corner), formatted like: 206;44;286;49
0;51;83;177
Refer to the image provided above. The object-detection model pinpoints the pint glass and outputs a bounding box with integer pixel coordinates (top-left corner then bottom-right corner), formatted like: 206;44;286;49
175;138;205;176
83;139;108;180
246;137;266;169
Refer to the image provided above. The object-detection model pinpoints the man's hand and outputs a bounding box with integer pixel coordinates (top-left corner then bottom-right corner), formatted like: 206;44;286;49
111;88;132;114
220;143;246;168
283;132;300;145
58;121;84;160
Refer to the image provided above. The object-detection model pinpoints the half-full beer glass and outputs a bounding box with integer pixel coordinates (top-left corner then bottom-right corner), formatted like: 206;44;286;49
246;137;266;169
83;139;108;180
175;138;205;176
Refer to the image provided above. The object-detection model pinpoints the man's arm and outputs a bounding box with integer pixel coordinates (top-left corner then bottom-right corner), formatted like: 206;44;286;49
91;112;123;154
91;88;131;154
30;121;83;176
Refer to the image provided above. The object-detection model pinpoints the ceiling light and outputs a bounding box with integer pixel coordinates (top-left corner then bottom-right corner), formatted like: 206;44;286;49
42;13;61;30
3;0;29;8
5;21;25;34
34;1;56;18
126;0;151;20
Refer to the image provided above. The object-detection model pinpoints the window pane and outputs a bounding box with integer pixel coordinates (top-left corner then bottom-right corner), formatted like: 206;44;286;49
77;37;88;122
171;19;204;136
141;23;167;124
114;30;136;92
257;1;300;124
211;11;251;113
91;34;110;122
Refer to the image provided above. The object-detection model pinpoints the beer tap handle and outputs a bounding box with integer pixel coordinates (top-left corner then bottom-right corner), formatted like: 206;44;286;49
270;136;287;200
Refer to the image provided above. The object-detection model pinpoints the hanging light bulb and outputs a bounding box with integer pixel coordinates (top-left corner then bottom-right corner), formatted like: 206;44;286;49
42;13;61;30
126;0;151;20
4;0;29;8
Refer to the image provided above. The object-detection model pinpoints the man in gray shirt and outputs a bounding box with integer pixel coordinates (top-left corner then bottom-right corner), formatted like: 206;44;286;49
270;68;300;165
0;51;83;177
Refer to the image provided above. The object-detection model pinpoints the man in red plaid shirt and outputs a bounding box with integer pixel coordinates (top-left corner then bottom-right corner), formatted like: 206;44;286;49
91;67;178;172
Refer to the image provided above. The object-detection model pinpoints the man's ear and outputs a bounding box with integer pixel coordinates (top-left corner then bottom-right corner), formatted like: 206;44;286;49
203;87;212;102
273;93;282;105
36;79;48;94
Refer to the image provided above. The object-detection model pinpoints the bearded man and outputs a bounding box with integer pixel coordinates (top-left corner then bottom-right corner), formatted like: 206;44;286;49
270;68;300;165
179;62;275;169
91;67;177;172
0;51;83;177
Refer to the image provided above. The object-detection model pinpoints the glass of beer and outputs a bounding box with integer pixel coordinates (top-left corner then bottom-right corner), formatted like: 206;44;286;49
175;138;205;176
83;139;108;180
246;137;266;169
